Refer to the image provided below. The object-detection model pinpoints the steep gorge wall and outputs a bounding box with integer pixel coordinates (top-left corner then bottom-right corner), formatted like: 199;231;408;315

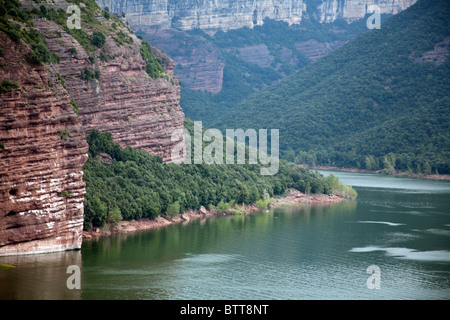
97;0;417;94
142;28;225;94
316;0;418;23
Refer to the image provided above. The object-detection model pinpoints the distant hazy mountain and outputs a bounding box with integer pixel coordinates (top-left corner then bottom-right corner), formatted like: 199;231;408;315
211;0;450;173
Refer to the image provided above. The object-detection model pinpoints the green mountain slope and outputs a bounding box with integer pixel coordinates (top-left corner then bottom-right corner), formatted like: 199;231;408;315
179;17;374;124
136;15;375;124
211;0;450;174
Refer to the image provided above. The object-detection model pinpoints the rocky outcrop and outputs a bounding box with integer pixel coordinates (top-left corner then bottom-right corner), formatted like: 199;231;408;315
0;33;89;256
294;40;348;61
237;44;274;68
414;36;450;66
98;0;417;94
142;29;225;94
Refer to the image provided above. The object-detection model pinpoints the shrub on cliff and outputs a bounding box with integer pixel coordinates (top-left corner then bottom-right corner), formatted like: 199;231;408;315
69;98;80;116
0;19;22;43
140;40;165;78
91;31;106;48
29;41;51;65
0;3;60;66
81;67;100;81
0;80;19;93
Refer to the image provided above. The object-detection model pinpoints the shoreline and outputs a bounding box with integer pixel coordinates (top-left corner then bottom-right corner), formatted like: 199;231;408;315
82;190;347;241
299;165;450;181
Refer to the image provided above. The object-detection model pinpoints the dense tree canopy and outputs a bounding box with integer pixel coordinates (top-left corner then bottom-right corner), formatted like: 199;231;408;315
82;120;355;230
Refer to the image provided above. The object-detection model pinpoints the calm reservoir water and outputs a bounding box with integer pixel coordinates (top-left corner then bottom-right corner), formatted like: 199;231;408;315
1;171;449;300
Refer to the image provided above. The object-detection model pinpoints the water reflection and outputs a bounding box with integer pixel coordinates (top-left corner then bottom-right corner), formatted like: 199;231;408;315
1;172;449;300
81;199;357;267
78;200;357;300
0;250;82;300
349;246;450;262
317;170;450;193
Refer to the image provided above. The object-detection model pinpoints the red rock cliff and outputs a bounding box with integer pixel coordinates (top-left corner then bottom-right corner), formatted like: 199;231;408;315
0;0;185;256
0;33;89;256
34;13;184;163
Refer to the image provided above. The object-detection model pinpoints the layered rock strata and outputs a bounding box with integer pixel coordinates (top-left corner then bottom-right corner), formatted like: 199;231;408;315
0;33;89;256
140;29;225;94
294;40;348;61
98;0;416;94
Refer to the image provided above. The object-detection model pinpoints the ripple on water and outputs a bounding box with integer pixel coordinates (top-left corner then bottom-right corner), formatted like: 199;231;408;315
424;229;450;237
349;246;450;262
356;221;406;227
178;253;241;265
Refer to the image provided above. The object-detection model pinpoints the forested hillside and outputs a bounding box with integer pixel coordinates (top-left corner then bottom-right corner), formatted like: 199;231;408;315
82;119;356;230
210;0;450;174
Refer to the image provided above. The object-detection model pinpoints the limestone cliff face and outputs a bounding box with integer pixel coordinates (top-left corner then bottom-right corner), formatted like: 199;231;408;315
97;0;305;31
316;0;418;23
97;0;416;31
0;34;89;256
